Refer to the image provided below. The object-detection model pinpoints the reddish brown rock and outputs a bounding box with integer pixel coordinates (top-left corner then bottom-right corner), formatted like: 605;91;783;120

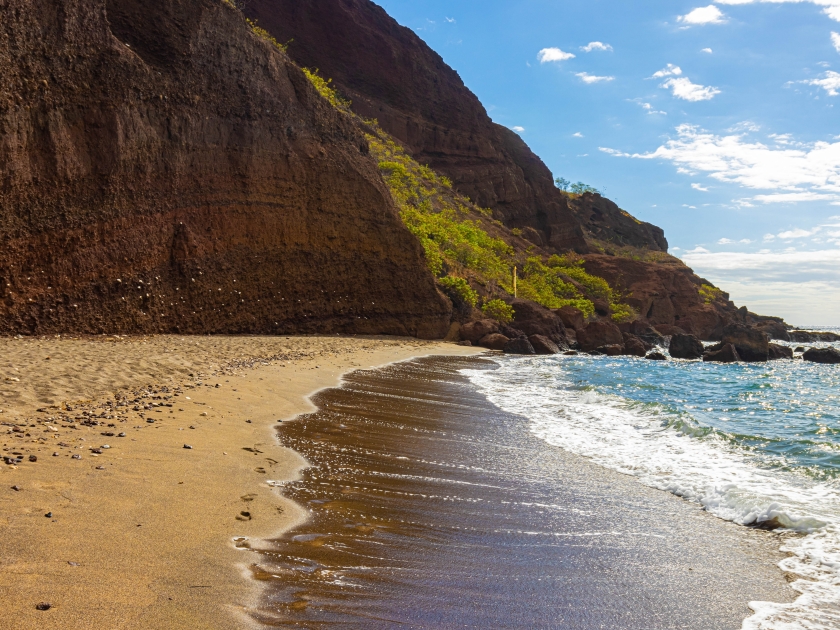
669;334;705;360
461;320;501;344
597;345;625;357
554;306;586;332
577;321;624;352
504;337;535;355
704;344;741;364
0;0;450;337
768;344;793;360
720;324;770;363
646;351;667;361
508;299;569;346
622;336;648;357
478;333;510;351
803;348;840;364
528;335;561;355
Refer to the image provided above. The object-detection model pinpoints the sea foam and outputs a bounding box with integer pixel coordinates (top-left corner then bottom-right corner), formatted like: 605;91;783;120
464;351;840;630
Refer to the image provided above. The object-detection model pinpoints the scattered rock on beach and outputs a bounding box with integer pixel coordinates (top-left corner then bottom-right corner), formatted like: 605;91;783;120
646;352;667;361
577;320;624;352
669;334;704;360
184;444;193;449
622;335;648;357
35;602;52;611
803;347;840;364
460;320;500;343
596;344;624;357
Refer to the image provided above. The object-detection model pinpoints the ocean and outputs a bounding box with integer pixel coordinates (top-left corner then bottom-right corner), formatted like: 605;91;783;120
465;329;840;629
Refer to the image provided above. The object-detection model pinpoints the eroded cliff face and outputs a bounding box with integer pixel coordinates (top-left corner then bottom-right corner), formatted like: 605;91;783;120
0;0;451;336
243;0;590;253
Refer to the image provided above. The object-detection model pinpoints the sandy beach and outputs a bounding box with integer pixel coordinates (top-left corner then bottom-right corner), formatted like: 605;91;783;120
0;335;481;629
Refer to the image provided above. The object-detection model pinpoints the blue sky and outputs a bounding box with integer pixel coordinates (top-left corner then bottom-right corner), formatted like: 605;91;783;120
375;0;840;326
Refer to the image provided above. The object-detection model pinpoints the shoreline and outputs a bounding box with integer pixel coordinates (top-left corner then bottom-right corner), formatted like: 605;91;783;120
0;335;482;629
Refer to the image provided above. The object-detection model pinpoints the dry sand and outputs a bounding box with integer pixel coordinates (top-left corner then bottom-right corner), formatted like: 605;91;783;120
0;334;482;628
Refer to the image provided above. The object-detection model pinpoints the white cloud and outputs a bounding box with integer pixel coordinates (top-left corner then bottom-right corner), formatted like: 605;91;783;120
445;17;456;23
576;72;615;83
581;41;613;52
652;64;683;78
600;124;840;197
833;31;840;52
803;70;840;96
678;5;727;25
716;0;840;24
538;48;575;63
718;237;735;244
511;126;525;133
692;183;711;191
701;47;714;53
573;132;584;137
661;77;721;101
777;227;822;238
753;192;840;203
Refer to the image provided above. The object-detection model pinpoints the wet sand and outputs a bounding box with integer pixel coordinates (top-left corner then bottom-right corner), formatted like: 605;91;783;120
255;356;794;629
0;335;481;629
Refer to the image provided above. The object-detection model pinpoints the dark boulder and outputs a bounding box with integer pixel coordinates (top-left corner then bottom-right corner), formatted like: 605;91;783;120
646;352;667;361
461;319;500;343
529;335;562;355
703;343;741;363
803;348;840;364
623;336;648;357
593;299;611;317
478;333;510;351
669;334;705;360
790;330;840;343
504;337;536;355
768;344;793;360
577;321;624;352
795;346;806;353
655;324;688;337
563;350;579;356
756;321;791;342
720;324;769;362
597;344;625;357
554;306;586;332
508;299;569;345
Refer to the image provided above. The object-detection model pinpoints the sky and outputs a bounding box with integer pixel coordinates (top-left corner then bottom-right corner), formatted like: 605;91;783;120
374;0;840;326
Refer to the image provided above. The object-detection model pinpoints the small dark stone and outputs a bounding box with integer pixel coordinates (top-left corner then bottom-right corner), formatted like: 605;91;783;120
183;444;193;449
646;352;667;361
118;432;126;437
215;384;220;388
596;344;624;357
11;485;20;491
36;602;52;611
96;466;105;470
245;419;252;423
795;346;806;353
146;419;155;423
71;454;81;460
563;350;579;356
28;455;37;462
44;512;52;518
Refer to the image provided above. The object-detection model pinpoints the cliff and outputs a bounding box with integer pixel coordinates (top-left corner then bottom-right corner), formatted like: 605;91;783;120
243;0;591;253
0;0;451;336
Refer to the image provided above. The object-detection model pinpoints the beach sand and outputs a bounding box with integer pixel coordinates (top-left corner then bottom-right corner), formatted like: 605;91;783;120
0;335;481;629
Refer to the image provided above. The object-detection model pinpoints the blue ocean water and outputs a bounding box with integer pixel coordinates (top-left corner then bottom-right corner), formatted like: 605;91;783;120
464;330;840;630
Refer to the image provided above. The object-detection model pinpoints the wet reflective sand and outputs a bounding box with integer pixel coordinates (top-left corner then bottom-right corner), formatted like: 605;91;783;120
253;356;792;629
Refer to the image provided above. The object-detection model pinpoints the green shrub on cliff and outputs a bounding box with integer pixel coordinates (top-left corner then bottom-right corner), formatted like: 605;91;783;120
699;283;723;304
367;126;637;322
438;276;479;307
301;68;351;111
482;299;514;324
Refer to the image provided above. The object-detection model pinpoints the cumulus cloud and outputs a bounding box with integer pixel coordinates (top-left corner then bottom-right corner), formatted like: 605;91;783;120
652;64;683;78
599;124;840;199
833;31;840;52
573;132;584;137
778;227;822;238
538;48;575;63
678;5;727;25
701;47;714;53
510;126;525;133
581;41;613;52
692;183;711;191
716;0;840;23
802;71;840;96
661;77;721;101
576;72;615;83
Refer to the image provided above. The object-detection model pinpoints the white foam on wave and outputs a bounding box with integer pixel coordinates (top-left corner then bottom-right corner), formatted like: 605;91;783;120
463;357;840;630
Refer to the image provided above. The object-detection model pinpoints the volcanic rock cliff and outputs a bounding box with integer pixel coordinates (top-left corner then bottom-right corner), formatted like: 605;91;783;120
243;0;592;253
0;0;451;336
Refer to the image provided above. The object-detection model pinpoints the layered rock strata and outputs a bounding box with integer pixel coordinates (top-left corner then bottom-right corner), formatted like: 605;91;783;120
0;0;450;336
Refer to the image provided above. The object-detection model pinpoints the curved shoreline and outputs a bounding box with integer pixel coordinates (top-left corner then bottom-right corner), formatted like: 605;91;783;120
0;335;482;629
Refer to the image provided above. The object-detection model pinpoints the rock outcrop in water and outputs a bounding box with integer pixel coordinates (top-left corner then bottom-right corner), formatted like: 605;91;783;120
0;0;450;336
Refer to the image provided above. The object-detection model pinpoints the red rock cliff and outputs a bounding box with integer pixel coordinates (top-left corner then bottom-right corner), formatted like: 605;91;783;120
0;0;451;336
244;0;590;253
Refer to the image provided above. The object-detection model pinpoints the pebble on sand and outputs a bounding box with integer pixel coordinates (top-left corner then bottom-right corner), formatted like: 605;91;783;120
35;602;52;611
184;444;193;449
